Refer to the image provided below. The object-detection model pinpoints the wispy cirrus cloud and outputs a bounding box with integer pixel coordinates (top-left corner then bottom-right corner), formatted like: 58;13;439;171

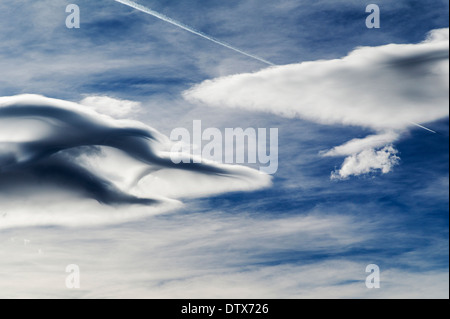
1;209;448;298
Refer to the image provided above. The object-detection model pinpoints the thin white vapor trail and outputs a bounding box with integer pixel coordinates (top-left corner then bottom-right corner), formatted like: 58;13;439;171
114;0;275;66
409;121;437;134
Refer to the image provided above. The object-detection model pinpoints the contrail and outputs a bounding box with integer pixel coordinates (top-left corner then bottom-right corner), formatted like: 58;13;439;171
114;0;275;66
409;121;437;134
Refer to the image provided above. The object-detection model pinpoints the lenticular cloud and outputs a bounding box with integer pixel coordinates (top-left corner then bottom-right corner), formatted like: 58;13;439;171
185;28;449;179
0;94;270;228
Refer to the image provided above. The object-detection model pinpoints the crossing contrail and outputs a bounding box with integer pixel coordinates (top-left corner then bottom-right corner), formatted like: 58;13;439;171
114;0;275;66
409;121;437;134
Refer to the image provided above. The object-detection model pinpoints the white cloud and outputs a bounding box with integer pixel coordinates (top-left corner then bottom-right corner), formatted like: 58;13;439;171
0;193;180;230
1;211;447;298
185;28;448;131
184;28;449;178
322;131;400;157
331;145;400;180
0;94;271;228
80;96;143;119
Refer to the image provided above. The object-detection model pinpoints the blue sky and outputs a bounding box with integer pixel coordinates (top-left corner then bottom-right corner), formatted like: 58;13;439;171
0;0;448;298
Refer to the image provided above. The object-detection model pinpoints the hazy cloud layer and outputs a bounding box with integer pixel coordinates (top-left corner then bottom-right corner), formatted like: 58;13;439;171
1;210;448;298
185;29;449;179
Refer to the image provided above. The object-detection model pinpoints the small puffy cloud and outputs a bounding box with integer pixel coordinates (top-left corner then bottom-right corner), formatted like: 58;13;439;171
184;29;449;178
331;145;400;180
80;95;143;118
